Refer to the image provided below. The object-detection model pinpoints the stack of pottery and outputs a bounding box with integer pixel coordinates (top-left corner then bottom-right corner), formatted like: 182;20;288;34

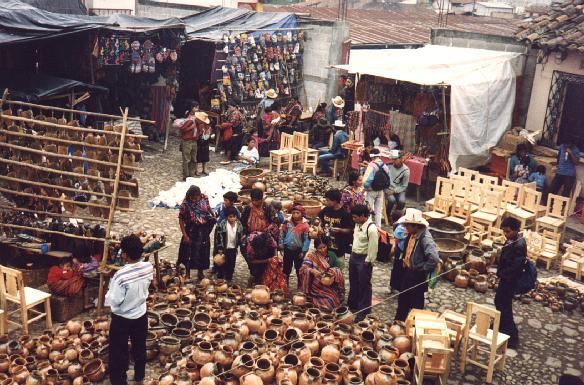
138;278;414;385
0;319;108;385
527;281;584;314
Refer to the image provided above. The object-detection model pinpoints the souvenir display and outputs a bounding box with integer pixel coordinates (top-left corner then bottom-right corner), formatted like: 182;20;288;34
217;31;306;101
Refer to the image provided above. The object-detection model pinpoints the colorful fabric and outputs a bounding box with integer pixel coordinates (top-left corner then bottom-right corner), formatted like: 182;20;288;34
228;109;246;133
285;100;303;118
341;186;365;213
393;224;408;252
262;256;289;296
48;266;84;297
279;218;310;252
403;233;418;269
178;194;215;230
151;85;170;135
299;251;344;310
248;205;270;234
404;158;425;186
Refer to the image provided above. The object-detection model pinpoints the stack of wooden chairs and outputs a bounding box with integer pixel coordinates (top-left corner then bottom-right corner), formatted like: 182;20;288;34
423;167;573;270
268;132;318;174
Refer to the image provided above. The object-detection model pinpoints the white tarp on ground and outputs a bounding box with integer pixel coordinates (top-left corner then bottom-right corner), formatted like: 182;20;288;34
334;46;522;171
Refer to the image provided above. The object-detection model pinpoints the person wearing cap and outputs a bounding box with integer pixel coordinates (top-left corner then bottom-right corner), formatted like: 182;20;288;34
279;204;310;286
317;120;348;177
326;96;345;125
385;153;410;218
177;102;200;180
349;204;378;322
394;208;440;321
363;148;388;228
195;111;212;176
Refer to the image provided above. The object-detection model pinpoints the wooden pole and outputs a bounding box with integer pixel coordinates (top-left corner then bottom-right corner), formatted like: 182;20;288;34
0;158;137;188
0;175;135;201
0;142;144;172
0;204;108;223
97;107;129;315
0;129;143;154
4;98;156;124
1;114;147;139
0;222;111;243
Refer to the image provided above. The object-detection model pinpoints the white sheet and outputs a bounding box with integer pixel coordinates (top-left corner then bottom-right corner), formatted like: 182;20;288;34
334;46;521;170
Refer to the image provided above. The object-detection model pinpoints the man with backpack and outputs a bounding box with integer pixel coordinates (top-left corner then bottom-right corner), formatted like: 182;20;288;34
363;149;390;227
385;153;410;219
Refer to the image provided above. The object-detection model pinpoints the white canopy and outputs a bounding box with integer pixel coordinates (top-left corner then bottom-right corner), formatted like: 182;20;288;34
334;45;522;170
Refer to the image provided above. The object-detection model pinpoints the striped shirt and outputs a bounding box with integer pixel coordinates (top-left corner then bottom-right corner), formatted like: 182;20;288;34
105;261;153;319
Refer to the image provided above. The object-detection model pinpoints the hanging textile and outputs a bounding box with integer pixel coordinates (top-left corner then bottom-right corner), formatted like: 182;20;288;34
151;85;170;135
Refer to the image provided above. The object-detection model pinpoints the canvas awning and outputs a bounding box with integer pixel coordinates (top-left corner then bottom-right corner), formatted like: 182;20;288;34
333;45;522;171
183;7;297;42
0;72;108;101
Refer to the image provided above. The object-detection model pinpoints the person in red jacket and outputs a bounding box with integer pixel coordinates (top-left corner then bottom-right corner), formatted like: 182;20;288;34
47;257;84;297
177;103;200;180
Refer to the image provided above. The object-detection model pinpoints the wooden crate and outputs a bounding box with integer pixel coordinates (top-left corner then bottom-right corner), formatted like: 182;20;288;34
50;292;85;323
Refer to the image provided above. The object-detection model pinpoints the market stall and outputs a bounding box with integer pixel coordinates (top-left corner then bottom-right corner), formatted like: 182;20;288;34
334;46;522;173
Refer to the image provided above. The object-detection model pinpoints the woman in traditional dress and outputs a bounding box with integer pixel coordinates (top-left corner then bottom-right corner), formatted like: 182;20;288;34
299;237;344;310
246;231;288;295
341;171;366;213
177;185;216;280
48;257;84;297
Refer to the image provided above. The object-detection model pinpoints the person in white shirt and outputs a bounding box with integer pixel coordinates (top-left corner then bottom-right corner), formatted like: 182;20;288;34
105;235;153;385
213;206;243;282
238;137;260;166
349;204;378;322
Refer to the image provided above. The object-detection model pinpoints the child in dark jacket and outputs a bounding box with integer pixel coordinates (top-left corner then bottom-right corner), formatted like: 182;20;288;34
213;206;243;281
279;204;310;286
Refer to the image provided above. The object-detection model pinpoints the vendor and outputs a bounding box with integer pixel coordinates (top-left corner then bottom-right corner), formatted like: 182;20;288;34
394;208;440;321
341;171;366;213
311;118;332;150
282;96;304;133
317;120;348;177
550;139;580;197
220;101;246;165
326;96;345;125
318;189;353;262
386;153;410;218
246;231;287;294
299;237;344;310
236;137;260;169
509;143;536;180
48;257;84;297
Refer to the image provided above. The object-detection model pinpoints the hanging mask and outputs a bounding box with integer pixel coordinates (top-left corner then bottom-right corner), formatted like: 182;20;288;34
170;50;177;62
294;43;300;54
131;40;140;50
260;71;266;80
286;32;292;41
274;62;280;71
271;34;277;43
223;45;229;54
156;52;164;63
223;34;229;43
248;36;255;46
253;53;258;63
266;71;271;80
222;65;228;74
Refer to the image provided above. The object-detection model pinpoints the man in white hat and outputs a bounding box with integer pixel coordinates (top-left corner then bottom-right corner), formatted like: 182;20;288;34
317;120;348;177
326;96;345;125
394;208;440;321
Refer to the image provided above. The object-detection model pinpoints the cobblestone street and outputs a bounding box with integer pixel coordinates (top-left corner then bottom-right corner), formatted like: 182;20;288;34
109;135;584;385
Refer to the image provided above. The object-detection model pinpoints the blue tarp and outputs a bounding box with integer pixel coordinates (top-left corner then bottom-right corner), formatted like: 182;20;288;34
183;7;297;42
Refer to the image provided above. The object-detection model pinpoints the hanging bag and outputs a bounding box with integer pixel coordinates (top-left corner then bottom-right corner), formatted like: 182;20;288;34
515;259;537;295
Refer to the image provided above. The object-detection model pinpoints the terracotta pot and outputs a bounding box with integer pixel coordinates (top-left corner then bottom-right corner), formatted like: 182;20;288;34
284;327;302;343
378;346;399;364
214;346;234;368
254;358;275;385
276;364;298;385
251;286;271;305
391;336;411;355
0;355;9;373
360;331;376;349
323;363;340;384
82;360;105;383
78;350;93;365
231;354;254;378
45;370;58;385
291;314;311;333
392;359;410;377
240;342;259;358
305;357;325;372
292;293;307;307
64;349;77;362
242;373;264;385
473;275;488;293
159;337;180;356
161;313;179;329
360;351;380;375
246;312;263;333
320;344;340;364
11;365;28;384
200;363;219;379
334;307;353;325
374;366;397;385
454;270;470;289
290;342;311;365
213;253;226;267
185;362;200;382
53;357;70;373
364;373;376;385
159;373;175;385
299;368;322;385
387;323;405;338
321;373;337;385
320;272;334;287
66;321;82;336
302;336;319;356
176;370;192;385
348;375;364;385
93;317;109;331
67;363;83;379
200;377;216;385
193;342;214;366
24;370;43;385
171;328;192;349
72;376;90;385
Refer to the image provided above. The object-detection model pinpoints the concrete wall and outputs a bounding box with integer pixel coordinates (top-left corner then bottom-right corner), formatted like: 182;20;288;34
135;0;208;18
298;19;350;109
431;29;534;127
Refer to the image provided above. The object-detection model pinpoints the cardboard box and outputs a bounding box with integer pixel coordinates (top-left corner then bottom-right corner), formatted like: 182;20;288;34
499;132;529;152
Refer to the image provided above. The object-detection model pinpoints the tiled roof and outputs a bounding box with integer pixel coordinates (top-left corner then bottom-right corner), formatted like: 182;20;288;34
266;4;518;45
516;0;584;50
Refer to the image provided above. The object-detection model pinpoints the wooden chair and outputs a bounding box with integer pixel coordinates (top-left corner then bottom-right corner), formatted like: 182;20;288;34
480;226;506;251
463;181;483;214
524;229;543;263
506;187;542;230
501;180;523;211
441;310;467;352
476;174;499;186
414;334;452;385
451;175;471;205
466;220;489;247
536;194;571;236
455;167;479;180
470;189;503;228
405;309;440;338
560;243;584;280
460;302;509;384
445;199;471;227
269;133;300;172
423;195;451;220
0;309;4;335
303;148;318;175
426;177;454;210
292;132;316;170
537;230;562;270
0;265;52;334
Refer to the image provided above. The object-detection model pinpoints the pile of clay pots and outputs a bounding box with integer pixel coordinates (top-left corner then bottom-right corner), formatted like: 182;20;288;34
524;281;584;314
0;318;109;385
443;246;499;294
144;279;414;385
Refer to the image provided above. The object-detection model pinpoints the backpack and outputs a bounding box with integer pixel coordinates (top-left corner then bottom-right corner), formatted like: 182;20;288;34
371;164;391;191
515;259;537;295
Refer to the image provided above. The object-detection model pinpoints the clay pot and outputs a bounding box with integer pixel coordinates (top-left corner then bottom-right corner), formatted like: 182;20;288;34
24;370;43;385
320;344;340;364
374;366;397;385
245;312;263;333
66;321;82;336
474;275;489;293
0;355;9;373
254;358;275;385
82;360;105;383
392;358;410;377
171;328;192;348
64;348;77;362
348;375;364;385
53;357;70;373
360;350;380;375
159;373;175;385
213;253;226;267
50;338;66;352
376;335;394;351
185;362;200;382
11;365;28;384
299;368;322;385
387;323;405;338
360;331;376;349
78;350;93;365
302;335;319;356
45;369;58;385
160;313;179;329
324;363;340;384
290;342;311;365
251;286;271;305
320;273;334;287
378;346;400;364
200;363;219;379
242;373;264;385
159;337;180;356
193;342;214;366
291;314;311;333
391;336;411;355
334;307;353;325
232;354;254;378
292;293;307;307
200;377;216;385
454;270;470;289
214;346;234;368
67;363;83;379
72;376;90;385
277;364;298;385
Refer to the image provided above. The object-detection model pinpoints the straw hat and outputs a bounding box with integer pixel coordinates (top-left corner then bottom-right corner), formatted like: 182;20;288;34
332;96;345;108
397;208;429;227
265;89;278;99
195;111;210;124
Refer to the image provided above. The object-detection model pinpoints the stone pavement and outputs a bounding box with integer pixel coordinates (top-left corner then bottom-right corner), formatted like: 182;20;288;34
110;135;583;385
